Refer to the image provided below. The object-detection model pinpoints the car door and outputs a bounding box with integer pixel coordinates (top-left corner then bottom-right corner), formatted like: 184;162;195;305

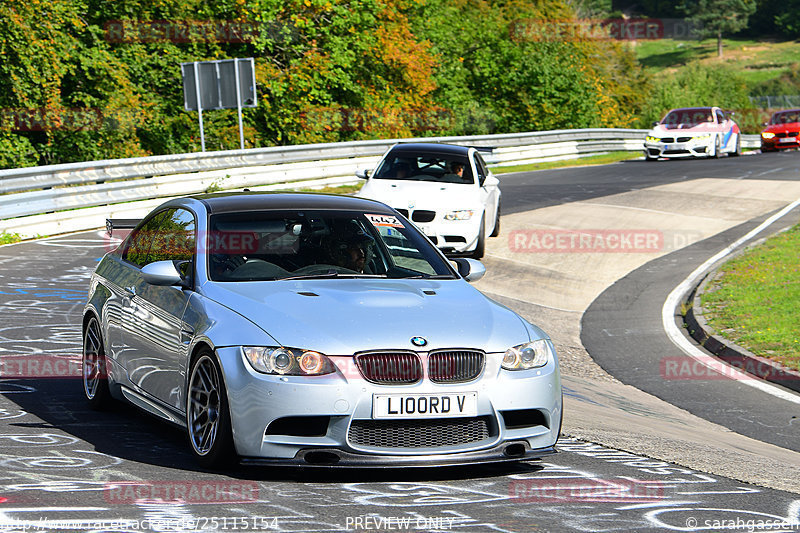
116;207;196;410
473;152;500;232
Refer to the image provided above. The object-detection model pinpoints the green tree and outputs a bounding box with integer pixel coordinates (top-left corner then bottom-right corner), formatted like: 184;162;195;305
684;0;756;57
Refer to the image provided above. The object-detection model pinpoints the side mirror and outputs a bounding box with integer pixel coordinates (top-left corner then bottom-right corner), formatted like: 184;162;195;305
355;169;370;179
651;121;659;128
452;258;486;282
141;260;185;286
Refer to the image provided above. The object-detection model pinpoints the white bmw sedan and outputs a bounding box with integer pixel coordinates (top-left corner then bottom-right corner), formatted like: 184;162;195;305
356;143;501;258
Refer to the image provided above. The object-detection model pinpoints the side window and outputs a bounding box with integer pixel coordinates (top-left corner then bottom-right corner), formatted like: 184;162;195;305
148;209;196;274
123;211;168;267
122;209;196;269
474;153;487;186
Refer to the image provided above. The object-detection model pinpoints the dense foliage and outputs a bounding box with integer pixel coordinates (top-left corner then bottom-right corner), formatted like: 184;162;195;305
0;0;647;168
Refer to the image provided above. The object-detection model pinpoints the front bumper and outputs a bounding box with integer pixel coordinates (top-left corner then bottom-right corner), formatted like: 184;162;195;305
218;346;562;465
414;217;482;254
762;137;799;151
644;137;713;159
241;442;557;468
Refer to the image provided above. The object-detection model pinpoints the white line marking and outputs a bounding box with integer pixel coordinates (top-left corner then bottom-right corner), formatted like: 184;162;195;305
662;198;800;405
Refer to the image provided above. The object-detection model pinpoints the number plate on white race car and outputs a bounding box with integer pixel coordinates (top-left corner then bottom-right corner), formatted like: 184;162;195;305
373;392;478;419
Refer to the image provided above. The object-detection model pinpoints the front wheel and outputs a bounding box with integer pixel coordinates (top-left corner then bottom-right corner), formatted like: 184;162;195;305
471;214;486;259
187;350;236;467
83;316;111;410
730;134;741;156
489;202;501;238
711;135;721;158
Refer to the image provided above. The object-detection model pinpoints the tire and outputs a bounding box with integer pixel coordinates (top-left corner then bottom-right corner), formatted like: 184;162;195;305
83;316;111;410
489;202;501;238
471;214;486;259
711;135;720;158
730;134;741;157
187;350;236;467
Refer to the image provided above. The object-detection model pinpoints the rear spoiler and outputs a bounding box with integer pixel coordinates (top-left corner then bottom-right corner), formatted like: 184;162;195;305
106;218;140;237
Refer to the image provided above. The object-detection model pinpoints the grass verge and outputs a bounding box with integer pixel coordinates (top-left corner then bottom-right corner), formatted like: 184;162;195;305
274;183;363;195
0;231;22;245
700;224;800;371
492;151;641;175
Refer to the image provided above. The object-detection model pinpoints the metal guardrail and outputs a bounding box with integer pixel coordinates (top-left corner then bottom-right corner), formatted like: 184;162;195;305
0;129;761;238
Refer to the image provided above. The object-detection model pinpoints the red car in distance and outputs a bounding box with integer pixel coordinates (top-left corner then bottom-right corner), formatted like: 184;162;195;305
761;109;800;152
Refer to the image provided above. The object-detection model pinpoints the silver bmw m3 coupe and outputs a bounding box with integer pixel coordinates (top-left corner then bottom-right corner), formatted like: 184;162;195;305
83;192;562;467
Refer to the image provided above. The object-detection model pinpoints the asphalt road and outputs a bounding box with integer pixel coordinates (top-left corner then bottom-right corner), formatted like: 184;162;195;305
2;152;800;532
581;205;800;452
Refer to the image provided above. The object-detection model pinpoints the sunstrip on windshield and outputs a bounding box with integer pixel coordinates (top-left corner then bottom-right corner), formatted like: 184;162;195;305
366;214;404;228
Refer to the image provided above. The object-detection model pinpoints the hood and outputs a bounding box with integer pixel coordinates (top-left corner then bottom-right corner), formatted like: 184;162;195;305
763;122;800;134
201;279;533;354
358;179;480;211
650;123;719;135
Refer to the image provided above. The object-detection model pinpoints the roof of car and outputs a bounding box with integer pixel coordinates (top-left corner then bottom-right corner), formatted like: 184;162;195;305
192;192;395;215
388;142;472;156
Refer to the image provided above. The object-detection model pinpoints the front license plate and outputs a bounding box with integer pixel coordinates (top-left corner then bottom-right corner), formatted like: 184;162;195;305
779;137;795;143
373;392;478;419
665;143;684;151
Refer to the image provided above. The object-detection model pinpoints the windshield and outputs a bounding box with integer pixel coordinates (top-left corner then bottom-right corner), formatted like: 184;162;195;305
661;108;715;127
769;110;800;125
373;153;474;184
207;210;456;281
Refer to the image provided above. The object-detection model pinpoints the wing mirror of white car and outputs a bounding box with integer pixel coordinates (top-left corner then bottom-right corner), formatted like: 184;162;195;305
355;169;370;179
651;121;659;127
485;175;499;187
141;260;185;286
452;258;486;282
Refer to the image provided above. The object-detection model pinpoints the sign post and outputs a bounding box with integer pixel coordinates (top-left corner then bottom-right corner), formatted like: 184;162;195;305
181;58;256;152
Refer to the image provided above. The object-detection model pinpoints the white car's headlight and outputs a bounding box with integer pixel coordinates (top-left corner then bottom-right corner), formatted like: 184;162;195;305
693;134;711;142
242;346;336;375
444;210;474;221
645;136;659;143
501;339;553;370
762;132;775;139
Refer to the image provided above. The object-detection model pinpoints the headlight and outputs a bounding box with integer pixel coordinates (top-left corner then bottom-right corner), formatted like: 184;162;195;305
501;339;553;370
645;136;659;143
761;132;775;139
242;346;336;375
693;134;711;142
444;210;474;221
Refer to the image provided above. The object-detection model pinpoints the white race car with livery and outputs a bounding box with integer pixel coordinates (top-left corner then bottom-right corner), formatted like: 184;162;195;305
644;106;741;160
